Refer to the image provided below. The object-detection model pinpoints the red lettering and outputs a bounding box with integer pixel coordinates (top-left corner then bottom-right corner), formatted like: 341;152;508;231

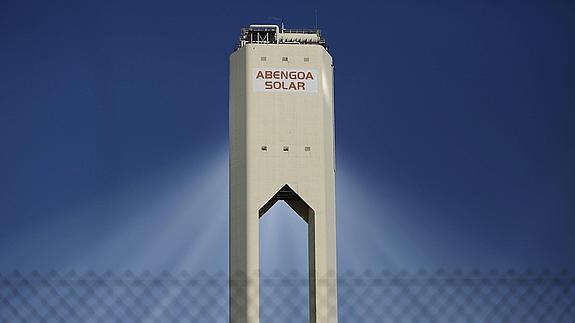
258;71;313;91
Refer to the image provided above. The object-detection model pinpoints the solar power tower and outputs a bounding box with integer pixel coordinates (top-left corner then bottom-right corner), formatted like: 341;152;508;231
229;25;338;323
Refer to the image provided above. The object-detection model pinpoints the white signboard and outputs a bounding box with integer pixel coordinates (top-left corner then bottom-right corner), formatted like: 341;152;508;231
253;69;318;93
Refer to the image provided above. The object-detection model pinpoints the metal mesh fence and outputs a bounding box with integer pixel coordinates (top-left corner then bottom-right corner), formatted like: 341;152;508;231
1;269;574;322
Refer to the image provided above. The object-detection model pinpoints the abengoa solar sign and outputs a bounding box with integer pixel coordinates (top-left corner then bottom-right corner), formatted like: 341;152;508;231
253;69;318;92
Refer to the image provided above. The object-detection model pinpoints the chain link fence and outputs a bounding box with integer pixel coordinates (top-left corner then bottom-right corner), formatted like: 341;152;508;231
1;269;574;322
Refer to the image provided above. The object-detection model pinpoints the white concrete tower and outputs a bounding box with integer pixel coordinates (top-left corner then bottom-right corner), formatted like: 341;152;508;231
229;25;337;323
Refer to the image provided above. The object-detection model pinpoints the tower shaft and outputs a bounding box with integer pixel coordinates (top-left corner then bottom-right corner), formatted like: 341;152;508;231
229;26;337;323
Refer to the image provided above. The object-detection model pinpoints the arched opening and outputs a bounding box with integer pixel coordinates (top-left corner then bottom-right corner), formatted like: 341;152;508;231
259;185;314;323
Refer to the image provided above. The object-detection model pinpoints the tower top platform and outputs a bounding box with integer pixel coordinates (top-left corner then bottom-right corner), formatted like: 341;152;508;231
237;24;327;49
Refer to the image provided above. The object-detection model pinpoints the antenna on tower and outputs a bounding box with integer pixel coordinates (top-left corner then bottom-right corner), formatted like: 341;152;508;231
267;16;285;32
315;9;318;30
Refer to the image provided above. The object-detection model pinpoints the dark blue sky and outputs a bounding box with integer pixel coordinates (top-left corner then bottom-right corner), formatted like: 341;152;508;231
0;0;573;271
